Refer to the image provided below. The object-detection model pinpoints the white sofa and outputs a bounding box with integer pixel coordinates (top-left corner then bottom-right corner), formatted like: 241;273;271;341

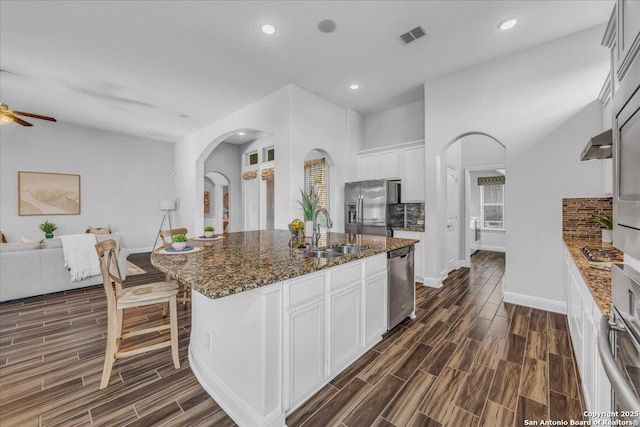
0;236;130;302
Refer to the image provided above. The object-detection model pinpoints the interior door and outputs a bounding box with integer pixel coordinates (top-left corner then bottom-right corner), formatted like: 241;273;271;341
446;165;459;273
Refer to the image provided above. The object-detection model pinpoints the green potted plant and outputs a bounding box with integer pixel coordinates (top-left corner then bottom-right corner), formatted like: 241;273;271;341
39;220;58;239
297;188;317;237
204;226;215;238
171;233;188;251
594;214;613;243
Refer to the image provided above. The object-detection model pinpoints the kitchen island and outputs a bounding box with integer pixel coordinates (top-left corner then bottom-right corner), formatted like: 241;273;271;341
151;230;418;427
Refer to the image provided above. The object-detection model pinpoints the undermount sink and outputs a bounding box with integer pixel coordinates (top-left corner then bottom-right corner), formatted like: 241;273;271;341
324;245;365;254
304;250;344;259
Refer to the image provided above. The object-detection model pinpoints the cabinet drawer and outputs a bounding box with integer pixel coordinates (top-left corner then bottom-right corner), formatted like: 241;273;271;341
286;272;325;308
365;254;387;277
330;262;362;291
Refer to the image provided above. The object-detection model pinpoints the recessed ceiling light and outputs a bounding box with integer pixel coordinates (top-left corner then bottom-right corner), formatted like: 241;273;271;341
497;17;518;31
349;83;360;90
261;24;276;35
238;131;245;136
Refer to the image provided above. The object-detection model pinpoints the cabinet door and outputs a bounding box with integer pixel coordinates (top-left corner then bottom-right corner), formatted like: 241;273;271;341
402;145;425;202
617;0;640;81
288;300;325;406
357;153;379;181
379;150;402;180
364;272;387;346
582;315;596;410
329;285;362;374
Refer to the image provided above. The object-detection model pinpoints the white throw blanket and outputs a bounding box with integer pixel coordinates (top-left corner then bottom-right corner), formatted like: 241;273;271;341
58;234;102;282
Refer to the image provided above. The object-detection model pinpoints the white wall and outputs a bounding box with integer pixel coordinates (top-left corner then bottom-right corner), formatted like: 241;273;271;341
0;121;175;251
204;142;242;232
423;24;609;311
175;85;362;235
363;100;424;149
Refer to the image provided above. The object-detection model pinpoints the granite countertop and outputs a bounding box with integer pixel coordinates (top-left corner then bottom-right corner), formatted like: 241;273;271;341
564;237;621;316
151;230;418;300
392;227;425;233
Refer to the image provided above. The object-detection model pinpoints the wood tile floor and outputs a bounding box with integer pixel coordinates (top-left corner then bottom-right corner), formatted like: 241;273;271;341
0;251;585;426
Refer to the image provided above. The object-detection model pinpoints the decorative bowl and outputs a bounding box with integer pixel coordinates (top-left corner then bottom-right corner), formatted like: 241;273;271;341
204;231;215;238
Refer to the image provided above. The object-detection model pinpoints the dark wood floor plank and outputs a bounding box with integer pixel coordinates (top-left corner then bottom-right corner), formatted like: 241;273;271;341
503;333;527;365
409;412;443;427
526;330;547;361
549;312;568;331
516;395;548;425
549;390;585;421
447;337;482;372
549;329;572;358
330;349;379;390
342;374;405;427
419;366;467;423
481;400;515;427
549;353;579;399
456;363;496;416
286;383;339;427
419;341;458;376
382;369;437;426
301;378;372;427
487;359;521;411
509;314;529;337
357;344;406;385
444;406;480;426
390;342;433;380
520;357;548;405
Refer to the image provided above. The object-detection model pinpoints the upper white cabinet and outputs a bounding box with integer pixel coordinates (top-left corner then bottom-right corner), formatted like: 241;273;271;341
402;145;426;202
603;1;640;86
357;153;379;181
356;141;425;202
616;0;640;82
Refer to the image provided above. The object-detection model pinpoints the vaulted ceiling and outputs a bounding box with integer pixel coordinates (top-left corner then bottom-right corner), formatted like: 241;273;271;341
0;0;614;142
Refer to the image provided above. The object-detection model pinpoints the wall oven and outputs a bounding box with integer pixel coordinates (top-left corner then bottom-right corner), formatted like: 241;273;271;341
598;263;640;422
613;53;640;259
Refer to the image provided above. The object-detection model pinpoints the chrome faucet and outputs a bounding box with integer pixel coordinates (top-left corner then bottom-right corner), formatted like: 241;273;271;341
312;208;333;247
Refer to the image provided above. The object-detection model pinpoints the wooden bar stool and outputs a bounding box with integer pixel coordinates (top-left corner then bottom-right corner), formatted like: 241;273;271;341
96;239;180;390
159;228;191;305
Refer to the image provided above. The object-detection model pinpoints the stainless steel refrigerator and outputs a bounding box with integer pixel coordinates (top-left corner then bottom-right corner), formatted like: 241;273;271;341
344;179;401;236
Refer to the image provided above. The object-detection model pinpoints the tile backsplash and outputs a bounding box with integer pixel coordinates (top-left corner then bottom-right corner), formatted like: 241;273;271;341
562;197;613;239
389;203;425;228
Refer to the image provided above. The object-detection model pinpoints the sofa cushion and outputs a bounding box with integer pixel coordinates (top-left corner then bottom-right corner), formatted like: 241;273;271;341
43;238;63;249
0;241;41;252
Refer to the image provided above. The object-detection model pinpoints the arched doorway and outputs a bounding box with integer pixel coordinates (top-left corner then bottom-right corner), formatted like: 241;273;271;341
443;132;506;276
204;172;230;234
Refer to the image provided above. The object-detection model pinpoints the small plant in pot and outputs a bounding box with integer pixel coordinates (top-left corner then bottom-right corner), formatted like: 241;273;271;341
171;234;188;251
204;226;215;238
297;188;318;237
39;220;57;239
594;214;613;243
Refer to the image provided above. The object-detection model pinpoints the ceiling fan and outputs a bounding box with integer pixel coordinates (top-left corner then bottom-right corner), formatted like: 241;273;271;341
0;102;56;127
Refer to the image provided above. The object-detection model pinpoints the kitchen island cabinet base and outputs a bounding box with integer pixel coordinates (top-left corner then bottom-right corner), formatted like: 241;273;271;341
188;253;389;427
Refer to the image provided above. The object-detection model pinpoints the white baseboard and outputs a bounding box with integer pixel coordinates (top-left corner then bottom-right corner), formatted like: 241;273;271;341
470;244;506;253
503;291;566;314
422;270;447;288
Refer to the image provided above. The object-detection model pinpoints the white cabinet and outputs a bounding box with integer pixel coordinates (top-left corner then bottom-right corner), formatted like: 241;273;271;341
402;145;425;202
615;0;640;82
356;141;425;202
288;299;325;406
329;284;361;374
564;247;612;422
357;153;378;181
393;230;424;283
284;253;390;409
379;150;402;180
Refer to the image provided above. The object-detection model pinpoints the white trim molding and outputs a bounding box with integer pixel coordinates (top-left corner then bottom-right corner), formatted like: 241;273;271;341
470;244;506;253
503;291;567;315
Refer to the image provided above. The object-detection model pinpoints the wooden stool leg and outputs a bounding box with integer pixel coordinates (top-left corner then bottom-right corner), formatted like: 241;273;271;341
162;302;168;317
169;296;180;369
100;316;119;390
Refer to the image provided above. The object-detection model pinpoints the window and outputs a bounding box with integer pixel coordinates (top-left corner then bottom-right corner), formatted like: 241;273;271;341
304;158;328;226
481;184;504;229
264;147;275;162
246;152;258;166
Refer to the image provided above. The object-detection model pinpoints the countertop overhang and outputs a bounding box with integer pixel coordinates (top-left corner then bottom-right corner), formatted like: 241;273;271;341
151;230;418;300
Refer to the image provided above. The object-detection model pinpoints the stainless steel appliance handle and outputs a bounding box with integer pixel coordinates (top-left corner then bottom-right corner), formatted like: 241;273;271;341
598;315;640;411
358;195;364;223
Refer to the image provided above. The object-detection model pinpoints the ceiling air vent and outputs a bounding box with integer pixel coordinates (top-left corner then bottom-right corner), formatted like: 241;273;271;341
398;25;427;46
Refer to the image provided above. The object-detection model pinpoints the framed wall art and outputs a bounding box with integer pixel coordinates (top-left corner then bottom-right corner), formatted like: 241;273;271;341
18;171;81;216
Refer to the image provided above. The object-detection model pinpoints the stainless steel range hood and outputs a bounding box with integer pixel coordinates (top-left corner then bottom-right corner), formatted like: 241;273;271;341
580;129;612;161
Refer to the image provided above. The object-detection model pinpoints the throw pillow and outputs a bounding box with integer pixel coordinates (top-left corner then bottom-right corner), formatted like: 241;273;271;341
88;225;111;235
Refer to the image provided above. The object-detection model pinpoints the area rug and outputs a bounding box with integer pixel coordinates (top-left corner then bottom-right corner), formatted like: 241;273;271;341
126;261;146;276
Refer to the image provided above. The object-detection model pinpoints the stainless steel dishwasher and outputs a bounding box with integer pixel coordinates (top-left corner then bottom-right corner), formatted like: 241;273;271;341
388;244;415;330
